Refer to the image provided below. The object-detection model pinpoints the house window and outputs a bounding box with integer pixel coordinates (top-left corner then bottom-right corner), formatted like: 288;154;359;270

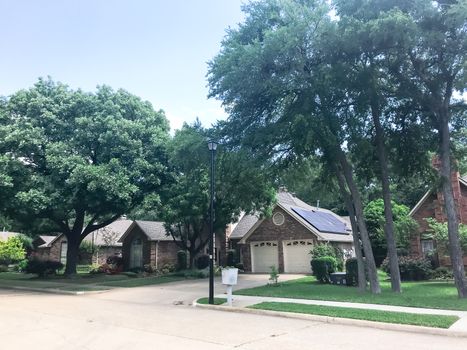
272;212;285;226
421;240;434;255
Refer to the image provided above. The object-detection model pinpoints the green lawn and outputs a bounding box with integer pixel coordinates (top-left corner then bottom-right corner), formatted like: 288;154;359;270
197;297;227;305
0;272;195;291
235;276;467;311
249;302;459;329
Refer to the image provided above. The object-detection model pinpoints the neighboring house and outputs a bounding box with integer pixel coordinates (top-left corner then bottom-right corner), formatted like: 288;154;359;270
119;220;180;270
229;190;354;274
33;219;133;264
409;165;467;266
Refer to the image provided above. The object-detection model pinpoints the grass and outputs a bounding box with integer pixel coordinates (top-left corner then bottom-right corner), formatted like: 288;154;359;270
235;276;467;311
248;302;459;329
197;297;226;305
0;271;197;291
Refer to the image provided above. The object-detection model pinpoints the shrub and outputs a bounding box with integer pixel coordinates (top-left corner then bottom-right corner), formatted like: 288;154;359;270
17;259;29;272
196;254;210;270
0;265;8;272
311;256;337;283
381;256;432;281
431;267;454;280
226;249;237;267
345;258;358;286
159;263;176;275
176;250;187;271
0;236;26;264
269;265;279;285
310;243;343;271
24;259;63;277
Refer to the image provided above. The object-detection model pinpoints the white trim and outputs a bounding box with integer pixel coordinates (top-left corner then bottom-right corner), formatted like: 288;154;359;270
409;190;433;217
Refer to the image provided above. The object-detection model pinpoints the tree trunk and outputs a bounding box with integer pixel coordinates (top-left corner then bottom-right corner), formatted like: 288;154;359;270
188;250;195;269
64;234;80;276
335;167;366;292
371;104;402;293
438;114;467;298
338;151;381;294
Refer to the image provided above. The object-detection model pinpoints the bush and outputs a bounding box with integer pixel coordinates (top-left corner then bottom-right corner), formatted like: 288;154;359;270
24;259;63;277
159;263;176;275
226;249;237;267
311;256;337;283
431;267;454;280
17;259;29;272
0;265;8;272
345;258;358;286
196;254;210;270
310;243;343;271
381;256;432;281
235;262;244;271
176;250;187;271
0;236;26;264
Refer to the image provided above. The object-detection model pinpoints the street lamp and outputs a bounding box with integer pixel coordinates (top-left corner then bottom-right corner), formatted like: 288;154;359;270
208;140;217;305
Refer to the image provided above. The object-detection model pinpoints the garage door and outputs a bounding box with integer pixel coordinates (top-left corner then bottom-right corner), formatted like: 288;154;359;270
283;240;313;273
251;241;279;273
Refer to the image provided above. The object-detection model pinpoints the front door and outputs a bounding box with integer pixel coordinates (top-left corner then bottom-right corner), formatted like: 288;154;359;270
130;238;143;269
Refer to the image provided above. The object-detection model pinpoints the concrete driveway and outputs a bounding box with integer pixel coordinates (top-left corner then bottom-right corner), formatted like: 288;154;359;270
0;274;466;350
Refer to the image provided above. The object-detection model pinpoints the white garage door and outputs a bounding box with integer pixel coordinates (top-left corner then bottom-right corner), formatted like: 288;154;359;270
251;241;279;273
283;240;313;273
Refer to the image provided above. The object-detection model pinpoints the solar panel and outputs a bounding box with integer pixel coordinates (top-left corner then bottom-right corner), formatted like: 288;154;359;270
291;207;348;234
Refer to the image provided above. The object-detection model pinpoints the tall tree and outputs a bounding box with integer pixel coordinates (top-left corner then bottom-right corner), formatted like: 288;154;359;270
208;0;381;293
160;122;275;268
0;78;170;275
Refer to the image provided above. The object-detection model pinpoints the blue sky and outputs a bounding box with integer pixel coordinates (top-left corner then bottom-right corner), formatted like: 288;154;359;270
0;0;245;131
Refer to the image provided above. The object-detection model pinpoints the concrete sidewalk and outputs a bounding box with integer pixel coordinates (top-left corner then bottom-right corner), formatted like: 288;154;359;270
213;293;467;332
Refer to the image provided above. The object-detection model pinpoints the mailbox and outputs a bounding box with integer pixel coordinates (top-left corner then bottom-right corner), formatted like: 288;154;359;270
222;267;238;285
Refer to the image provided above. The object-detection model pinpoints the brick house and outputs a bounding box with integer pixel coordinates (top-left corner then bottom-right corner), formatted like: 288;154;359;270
229;190;354;273
119;220;181;270
409;166;467;266
33;219;133;264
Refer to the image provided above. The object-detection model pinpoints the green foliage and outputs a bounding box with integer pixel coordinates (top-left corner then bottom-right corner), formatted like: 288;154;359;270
431;267;454;281
195;254;210;270
16;234;33;251
311;256;337;284
310;243;343;271
24;259;64;277
176;250;187;271
0;236;26;264
269;265;279;285
0;78;170;273
226;249;237;267
426;219;467;255
381;256;432;281
364;199;418;265
79;240;98;255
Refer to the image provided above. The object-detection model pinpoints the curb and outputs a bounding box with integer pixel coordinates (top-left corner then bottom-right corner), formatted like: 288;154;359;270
193;300;467;338
0;285;110;296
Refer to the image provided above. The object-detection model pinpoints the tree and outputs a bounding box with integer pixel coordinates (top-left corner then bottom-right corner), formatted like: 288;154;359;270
0;78;170;275
208;0;381;293
0;236;26;265
159;122;275;268
364;199;419;265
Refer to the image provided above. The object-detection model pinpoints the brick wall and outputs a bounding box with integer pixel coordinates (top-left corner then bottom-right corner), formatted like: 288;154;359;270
122;225;151;270
156;241;179;267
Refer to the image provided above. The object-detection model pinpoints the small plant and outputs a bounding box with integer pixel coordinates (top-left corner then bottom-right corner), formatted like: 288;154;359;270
269;265;279;285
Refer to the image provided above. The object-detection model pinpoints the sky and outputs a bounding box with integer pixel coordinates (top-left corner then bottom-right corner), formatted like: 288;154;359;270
0;0;246;131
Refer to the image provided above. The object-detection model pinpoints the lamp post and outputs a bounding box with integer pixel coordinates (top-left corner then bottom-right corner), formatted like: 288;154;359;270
208;140;217;305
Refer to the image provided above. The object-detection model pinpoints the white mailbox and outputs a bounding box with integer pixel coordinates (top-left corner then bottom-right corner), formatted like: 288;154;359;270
222;267;238;285
221;267;238;306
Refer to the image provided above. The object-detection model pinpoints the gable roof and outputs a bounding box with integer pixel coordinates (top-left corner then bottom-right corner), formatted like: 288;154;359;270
82;219;133;247
34;235;57;248
235;191;353;244
118;220;175;242
410;176;467;217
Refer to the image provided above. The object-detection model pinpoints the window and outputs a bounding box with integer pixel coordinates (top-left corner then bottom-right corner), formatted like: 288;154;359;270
421;240;434;255
272;212;285;226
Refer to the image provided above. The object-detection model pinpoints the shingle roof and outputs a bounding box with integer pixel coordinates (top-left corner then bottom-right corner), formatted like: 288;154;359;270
82;219;133;247
36;235;57;248
230;214;260;239
235;191;353;243
134;220;172;241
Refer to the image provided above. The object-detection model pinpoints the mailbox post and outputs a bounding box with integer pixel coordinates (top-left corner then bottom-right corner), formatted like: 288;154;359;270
221;267;238;306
